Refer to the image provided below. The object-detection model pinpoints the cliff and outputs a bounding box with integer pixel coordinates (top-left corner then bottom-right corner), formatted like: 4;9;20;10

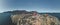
10;10;60;25
0;10;60;25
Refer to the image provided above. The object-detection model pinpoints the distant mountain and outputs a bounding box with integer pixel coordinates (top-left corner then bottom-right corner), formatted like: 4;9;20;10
3;10;38;15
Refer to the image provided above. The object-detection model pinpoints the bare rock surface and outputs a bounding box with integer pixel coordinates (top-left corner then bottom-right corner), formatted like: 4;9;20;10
10;10;60;25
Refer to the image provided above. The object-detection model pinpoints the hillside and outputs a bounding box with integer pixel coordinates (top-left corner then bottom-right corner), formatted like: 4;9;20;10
0;10;60;25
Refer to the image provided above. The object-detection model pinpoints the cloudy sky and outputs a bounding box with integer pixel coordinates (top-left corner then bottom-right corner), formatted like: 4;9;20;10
0;0;60;13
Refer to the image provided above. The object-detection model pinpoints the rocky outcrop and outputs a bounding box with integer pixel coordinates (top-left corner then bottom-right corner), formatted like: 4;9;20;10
11;13;60;25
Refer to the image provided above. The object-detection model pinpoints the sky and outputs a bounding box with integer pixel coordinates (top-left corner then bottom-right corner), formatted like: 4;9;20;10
0;0;60;13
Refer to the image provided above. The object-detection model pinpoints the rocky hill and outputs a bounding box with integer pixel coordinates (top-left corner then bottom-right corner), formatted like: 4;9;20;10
0;10;60;25
10;10;60;25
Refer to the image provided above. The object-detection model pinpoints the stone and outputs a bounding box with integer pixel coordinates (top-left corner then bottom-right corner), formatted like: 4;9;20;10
11;13;60;25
